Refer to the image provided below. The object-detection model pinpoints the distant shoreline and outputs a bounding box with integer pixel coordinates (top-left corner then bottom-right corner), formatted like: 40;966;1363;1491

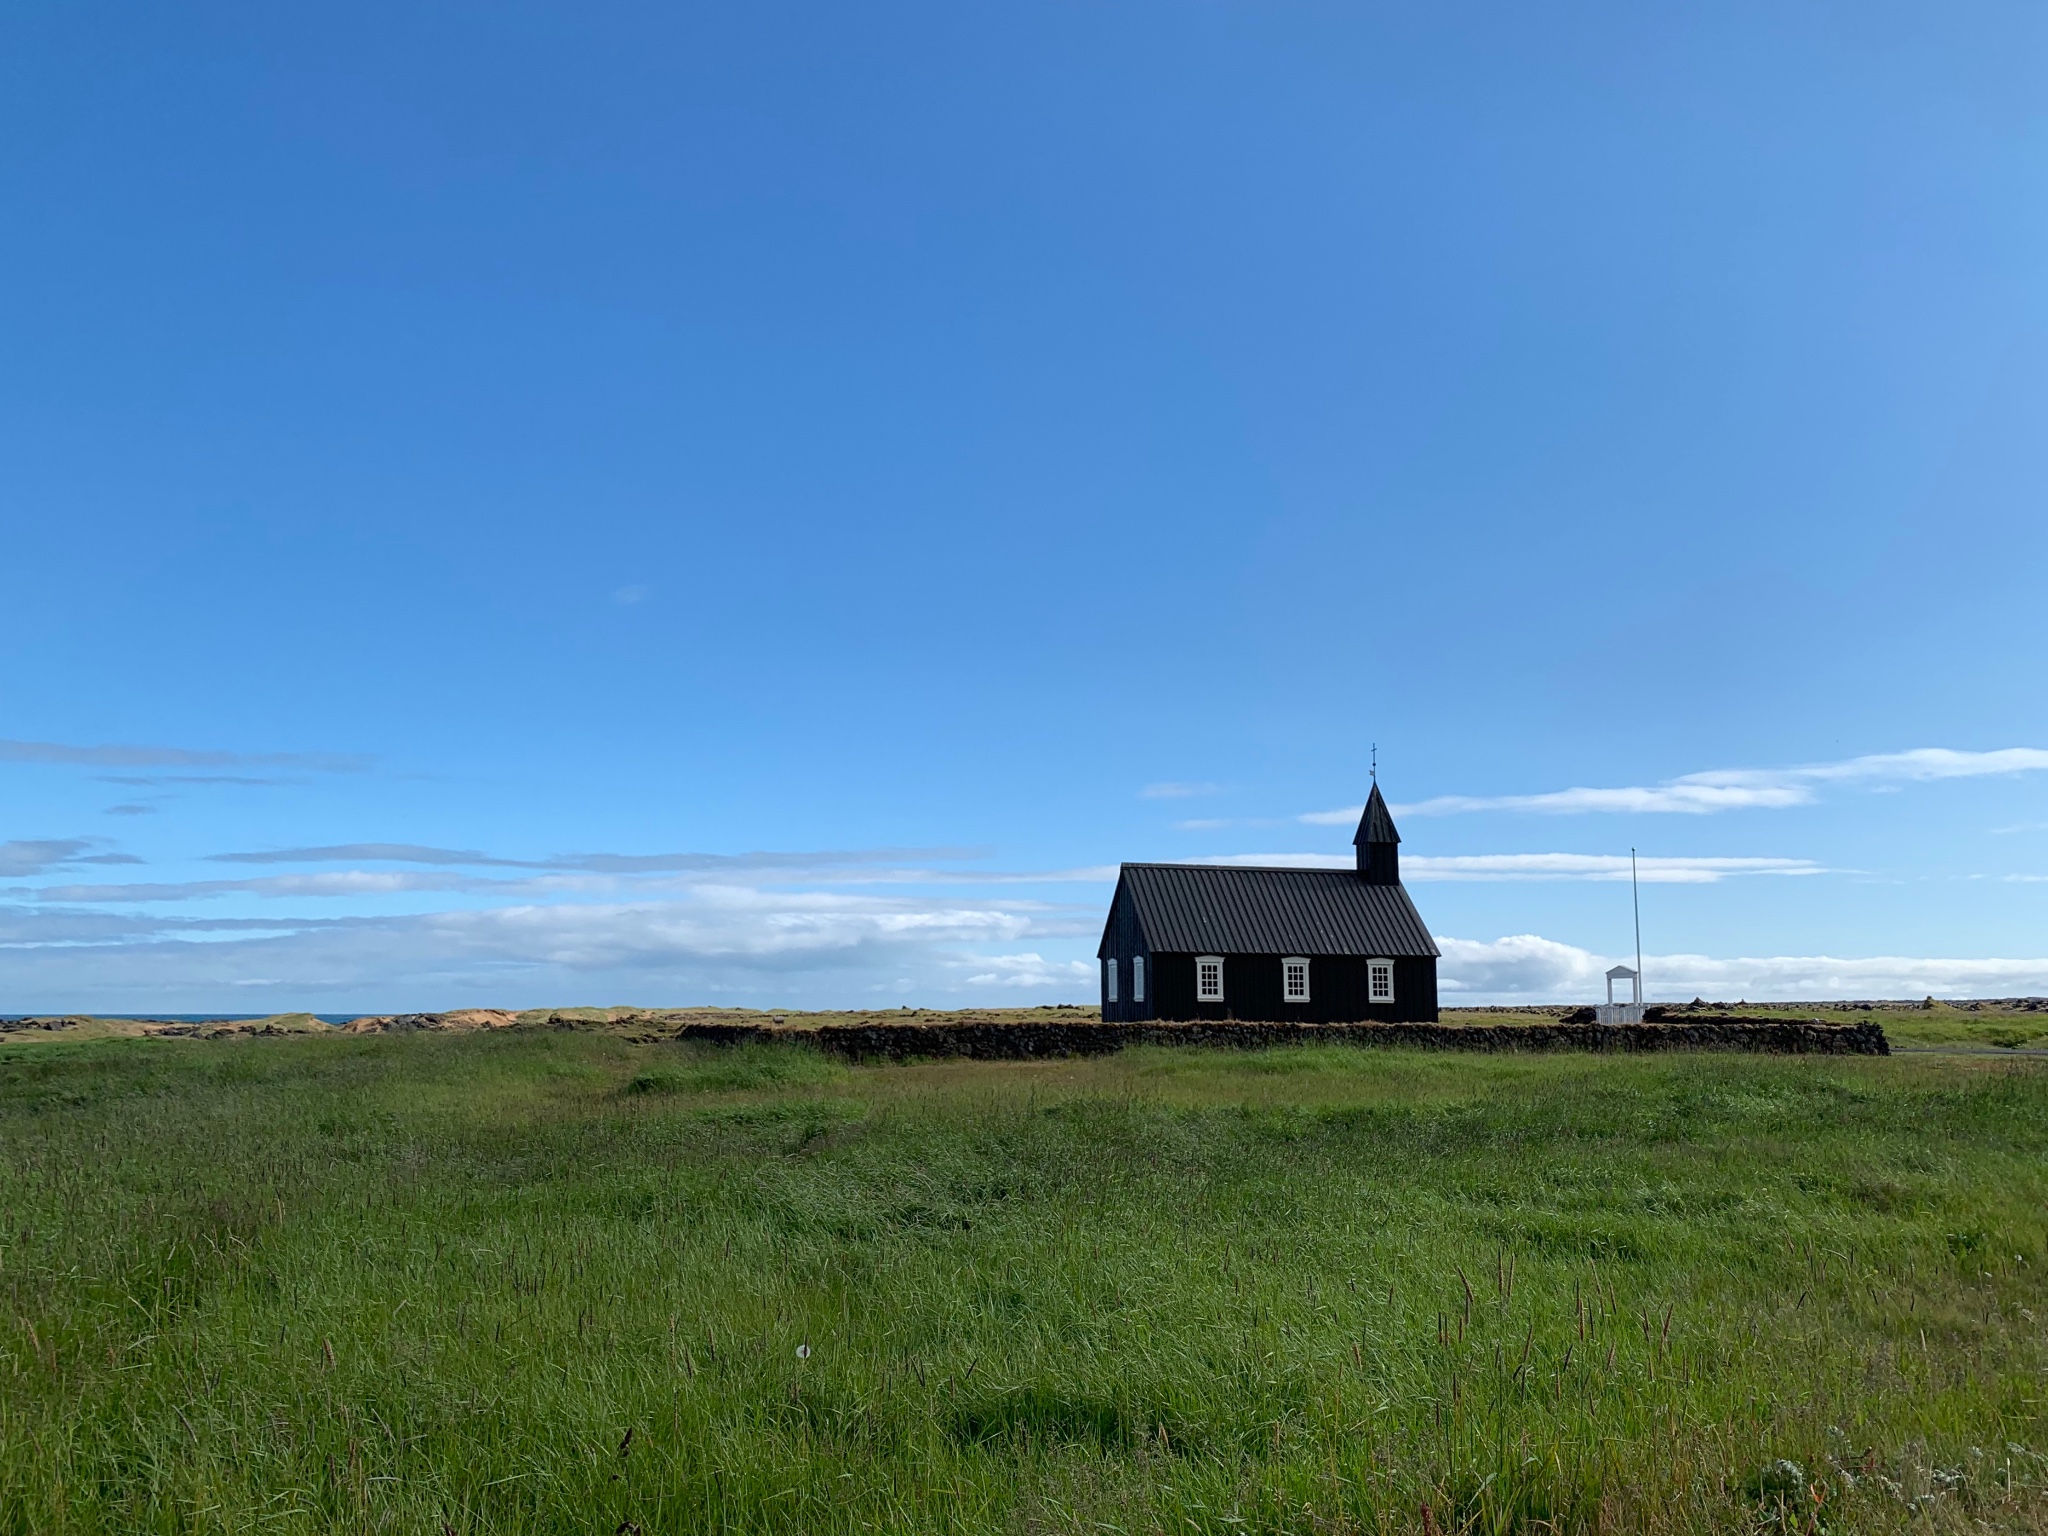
3;997;2045;1056
5;996;2046;1029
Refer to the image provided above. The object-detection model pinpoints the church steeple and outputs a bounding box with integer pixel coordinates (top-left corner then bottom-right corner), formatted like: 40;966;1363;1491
1353;781;1401;884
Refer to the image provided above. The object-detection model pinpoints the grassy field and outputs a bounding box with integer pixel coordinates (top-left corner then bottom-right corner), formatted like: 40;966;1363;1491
2;1031;2045;1534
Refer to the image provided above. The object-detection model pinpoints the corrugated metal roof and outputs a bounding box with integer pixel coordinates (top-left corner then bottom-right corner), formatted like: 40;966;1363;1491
1114;863;1440;958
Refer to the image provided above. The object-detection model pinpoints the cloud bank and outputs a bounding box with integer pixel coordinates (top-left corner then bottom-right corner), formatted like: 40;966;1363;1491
1302;746;2048;822
0;840;146;877
2;820;2037;1011
204;843;990;874
1199;852;1821;883
0;737;369;773
0;881;1090;1013
1437;934;2048;1004
5;894;2041;1011
30;847;1107;906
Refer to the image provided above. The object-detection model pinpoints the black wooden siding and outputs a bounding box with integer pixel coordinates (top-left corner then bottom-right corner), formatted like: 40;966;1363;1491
1098;881;1152;1023
1097;864;1440;1024
1146;952;1438;1024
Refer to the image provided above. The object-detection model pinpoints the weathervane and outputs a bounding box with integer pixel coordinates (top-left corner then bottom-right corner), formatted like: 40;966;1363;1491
1371;743;1377;784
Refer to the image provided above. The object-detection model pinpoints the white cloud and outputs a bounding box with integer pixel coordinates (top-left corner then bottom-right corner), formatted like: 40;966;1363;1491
1302;746;2048;822
0;907;322;946
1408;854;1822;883
1196;853;1357;868
1437;934;1608;999
0;880;1094;1013
10;872;2047;1011
0;837;1130;1011
0;839;103;878
211;842;526;867
210;843;990;874
1439;934;2048;1004
1197;852;1821;883
1701;747;2048;787
35;871;482;903
403;889;1040;968
962;953;1097;988
933;866;1121;886
27;853;1118;905
0;737;367;772
1142;781;1224;800
1297;808;1363;826
1387;783;1810;817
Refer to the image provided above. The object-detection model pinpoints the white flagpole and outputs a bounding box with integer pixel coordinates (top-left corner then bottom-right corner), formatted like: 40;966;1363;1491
1631;847;1643;1006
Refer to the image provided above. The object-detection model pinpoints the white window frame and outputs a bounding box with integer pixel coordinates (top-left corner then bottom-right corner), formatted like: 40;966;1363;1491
1131;955;1145;1003
1283;957;1311;1003
1368;958;1395;1004
1104;957;1119;1003
1196;955;1225;1002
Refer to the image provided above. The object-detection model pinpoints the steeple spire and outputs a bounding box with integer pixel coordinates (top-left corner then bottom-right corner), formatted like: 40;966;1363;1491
1353;781;1401;883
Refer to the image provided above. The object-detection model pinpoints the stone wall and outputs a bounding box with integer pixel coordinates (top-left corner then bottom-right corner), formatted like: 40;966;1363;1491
670;1017;1889;1060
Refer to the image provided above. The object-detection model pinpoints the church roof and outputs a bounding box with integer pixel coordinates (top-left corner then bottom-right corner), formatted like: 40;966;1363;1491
1106;862;1439;958
1353;783;1401;847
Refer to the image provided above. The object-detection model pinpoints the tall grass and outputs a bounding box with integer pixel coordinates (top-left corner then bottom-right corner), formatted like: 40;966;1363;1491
1;1032;2044;1533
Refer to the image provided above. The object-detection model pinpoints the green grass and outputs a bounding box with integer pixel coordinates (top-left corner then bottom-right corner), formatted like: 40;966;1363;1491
3;1032;2046;1534
1874;1008;2048;1050
622;1041;848;1096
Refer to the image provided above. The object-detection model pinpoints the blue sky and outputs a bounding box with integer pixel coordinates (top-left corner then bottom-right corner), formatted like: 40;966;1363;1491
4;0;2047;1013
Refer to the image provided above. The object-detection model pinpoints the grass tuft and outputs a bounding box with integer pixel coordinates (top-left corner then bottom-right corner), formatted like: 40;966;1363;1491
623;1041;847;1096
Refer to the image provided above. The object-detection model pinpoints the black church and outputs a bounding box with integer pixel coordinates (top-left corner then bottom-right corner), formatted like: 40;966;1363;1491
1097;783;1441;1023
